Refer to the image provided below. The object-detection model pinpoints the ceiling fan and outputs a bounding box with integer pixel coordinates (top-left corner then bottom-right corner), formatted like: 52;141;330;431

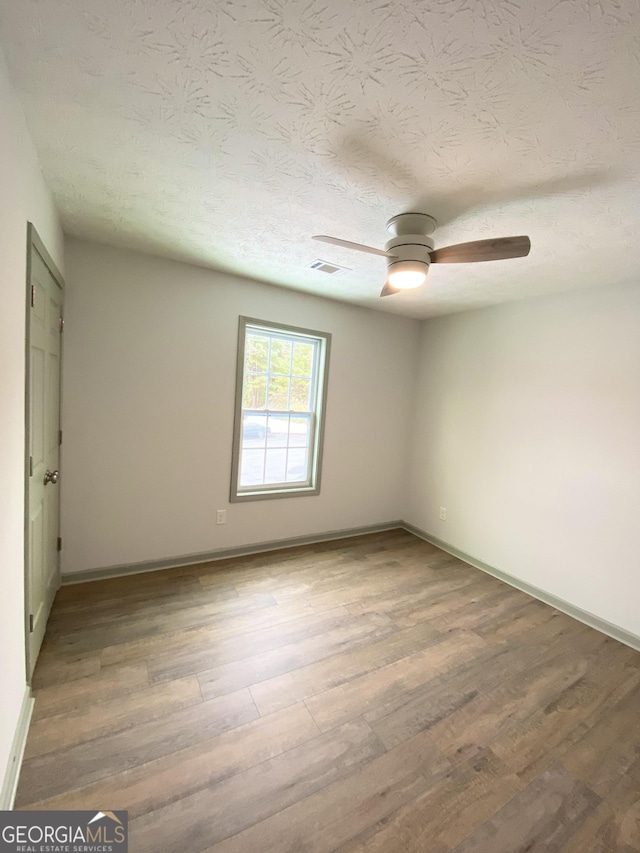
313;213;531;297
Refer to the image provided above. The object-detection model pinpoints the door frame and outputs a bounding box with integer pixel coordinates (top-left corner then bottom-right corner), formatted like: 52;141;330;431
23;222;65;683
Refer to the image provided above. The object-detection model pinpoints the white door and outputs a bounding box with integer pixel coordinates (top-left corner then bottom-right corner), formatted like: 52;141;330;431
27;239;63;679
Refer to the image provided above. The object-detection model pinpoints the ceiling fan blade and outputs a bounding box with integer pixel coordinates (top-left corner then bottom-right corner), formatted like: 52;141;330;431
430;236;531;264
313;235;395;258
380;281;400;297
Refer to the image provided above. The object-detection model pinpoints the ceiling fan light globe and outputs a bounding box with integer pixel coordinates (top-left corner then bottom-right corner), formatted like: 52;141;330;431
387;260;429;290
388;270;426;289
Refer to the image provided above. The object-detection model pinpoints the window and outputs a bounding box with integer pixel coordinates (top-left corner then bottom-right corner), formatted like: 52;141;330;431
230;317;330;501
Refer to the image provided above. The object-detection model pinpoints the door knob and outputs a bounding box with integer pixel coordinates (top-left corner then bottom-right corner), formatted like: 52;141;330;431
44;469;59;485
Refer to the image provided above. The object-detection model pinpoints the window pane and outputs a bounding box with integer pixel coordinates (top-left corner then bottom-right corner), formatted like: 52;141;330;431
239;448;266;486
246;334;269;373
270;338;291;375
265;448;286;483
242;413;267;445
267;413;289;446
292;342;313;378
289;414;310;446
290;379;311;411
286;448;308;482
267;375;289;410
243;374;266;409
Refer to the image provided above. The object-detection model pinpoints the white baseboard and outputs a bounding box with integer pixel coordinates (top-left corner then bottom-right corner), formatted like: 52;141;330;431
402;522;640;654
61;521;405;585
0;687;34;810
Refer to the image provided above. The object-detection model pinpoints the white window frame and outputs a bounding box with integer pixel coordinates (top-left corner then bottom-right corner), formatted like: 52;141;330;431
230;317;331;502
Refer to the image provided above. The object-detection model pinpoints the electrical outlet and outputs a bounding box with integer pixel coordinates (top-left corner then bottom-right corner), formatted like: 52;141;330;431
216;509;227;525
439;506;447;521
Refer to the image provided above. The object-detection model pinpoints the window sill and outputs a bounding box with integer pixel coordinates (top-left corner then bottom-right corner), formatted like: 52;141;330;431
230;485;320;503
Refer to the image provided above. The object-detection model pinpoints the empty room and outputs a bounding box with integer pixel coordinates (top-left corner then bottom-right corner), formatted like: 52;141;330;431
1;0;639;850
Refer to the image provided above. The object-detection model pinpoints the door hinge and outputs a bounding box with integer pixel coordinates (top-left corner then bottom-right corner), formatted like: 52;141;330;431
29;456;33;477
30;285;35;308
59;430;63;446
57;536;62;552
29;614;34;633
59;316;65;333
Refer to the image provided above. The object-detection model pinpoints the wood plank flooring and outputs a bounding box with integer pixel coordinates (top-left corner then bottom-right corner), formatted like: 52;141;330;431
15;529;640;852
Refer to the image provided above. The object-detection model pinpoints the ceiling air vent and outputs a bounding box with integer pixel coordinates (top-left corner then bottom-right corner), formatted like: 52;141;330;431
308;259;350;276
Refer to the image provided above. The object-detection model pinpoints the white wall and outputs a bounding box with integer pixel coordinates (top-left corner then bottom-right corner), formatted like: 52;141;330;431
0;50;63;789
406;281;640;637
61;238;420;574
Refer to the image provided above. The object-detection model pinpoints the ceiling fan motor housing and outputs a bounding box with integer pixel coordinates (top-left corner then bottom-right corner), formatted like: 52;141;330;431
385;234;434;279
385;213;437;280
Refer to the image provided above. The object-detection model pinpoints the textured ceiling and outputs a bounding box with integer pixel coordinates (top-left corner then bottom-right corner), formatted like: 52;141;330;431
1;0;640;317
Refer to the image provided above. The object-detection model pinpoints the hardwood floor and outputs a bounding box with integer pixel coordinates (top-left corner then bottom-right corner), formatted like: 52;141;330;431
16;529;640;852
